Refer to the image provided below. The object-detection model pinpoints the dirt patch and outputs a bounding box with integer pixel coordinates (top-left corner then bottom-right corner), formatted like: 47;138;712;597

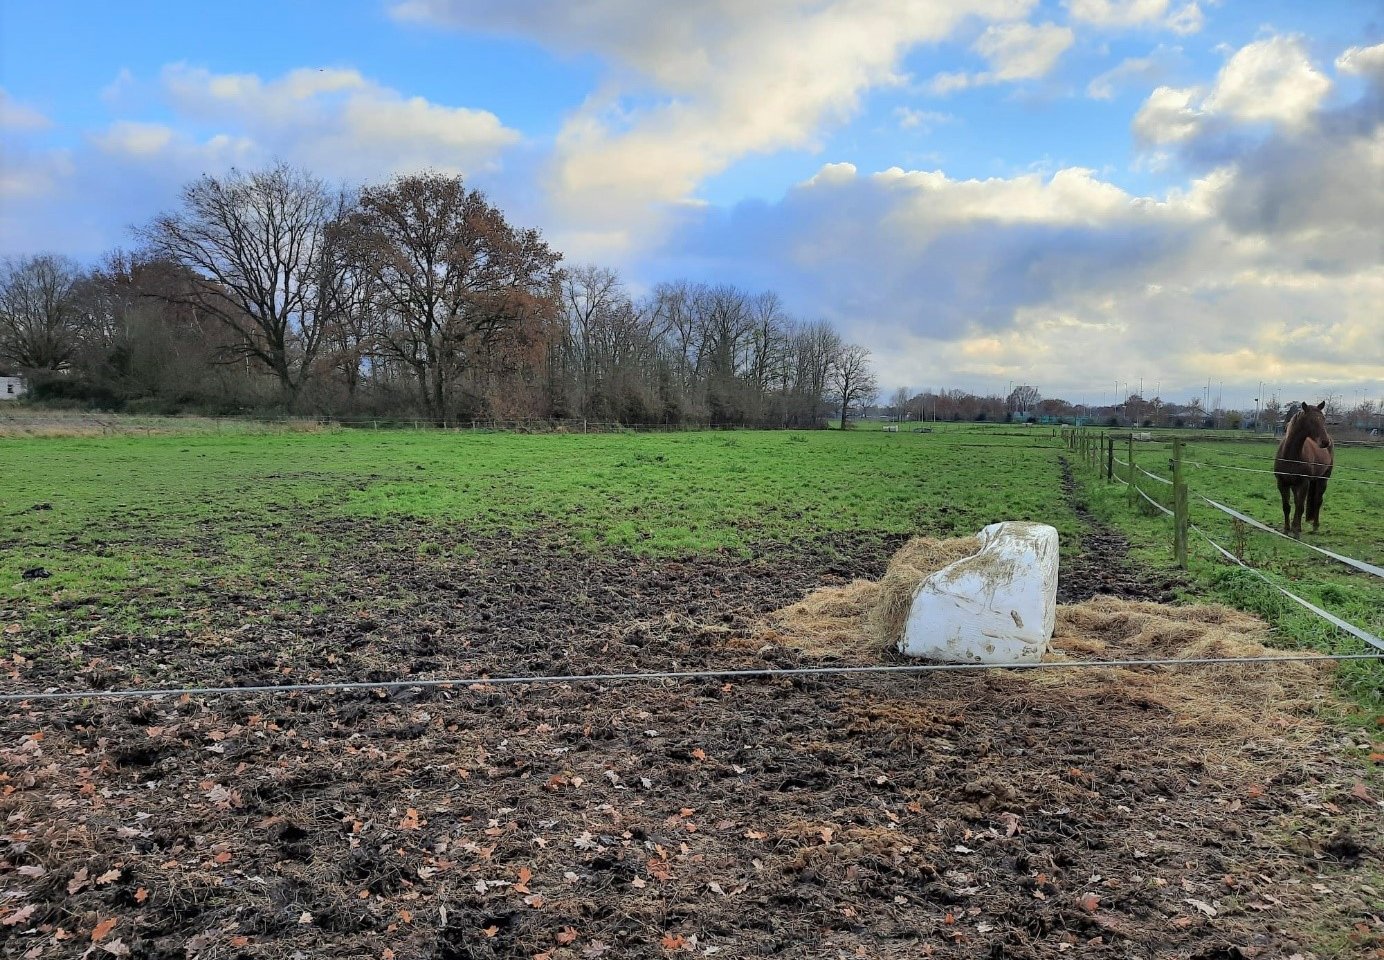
1057;456;1181;603
2;521;1380;959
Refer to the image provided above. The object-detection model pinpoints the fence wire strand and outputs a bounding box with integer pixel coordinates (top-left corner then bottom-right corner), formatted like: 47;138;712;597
5;652;1383;706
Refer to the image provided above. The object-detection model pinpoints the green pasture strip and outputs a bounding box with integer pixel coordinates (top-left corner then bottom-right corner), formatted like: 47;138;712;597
1;428;1078;646
1078;436;1384;714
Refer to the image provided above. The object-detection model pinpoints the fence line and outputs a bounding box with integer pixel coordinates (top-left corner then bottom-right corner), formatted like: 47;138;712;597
1070;428;1382;652
1190;448;1384;476
1136;485;1174;517
7;651;1384;706
1191;525;1384;652
1199;496;1384;579
1184;459;1384;486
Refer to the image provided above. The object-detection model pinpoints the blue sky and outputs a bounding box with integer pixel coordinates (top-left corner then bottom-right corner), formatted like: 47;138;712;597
2;0;1381;406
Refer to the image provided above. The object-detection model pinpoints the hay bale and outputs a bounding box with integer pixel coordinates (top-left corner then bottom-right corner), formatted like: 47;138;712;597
868;536;981;649
764;535;981;658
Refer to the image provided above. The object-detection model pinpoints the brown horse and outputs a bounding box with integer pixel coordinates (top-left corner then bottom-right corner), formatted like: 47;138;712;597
1274;401;1333;535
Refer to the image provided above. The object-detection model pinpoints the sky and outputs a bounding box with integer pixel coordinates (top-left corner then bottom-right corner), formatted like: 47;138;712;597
1;0;1381;409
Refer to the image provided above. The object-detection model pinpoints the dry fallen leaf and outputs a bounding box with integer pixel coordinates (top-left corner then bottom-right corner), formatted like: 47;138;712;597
556;927;579;945
514;865;533;894
1;905;36;927
1185;898;1218;917
91;918;117;942
661;932;687;949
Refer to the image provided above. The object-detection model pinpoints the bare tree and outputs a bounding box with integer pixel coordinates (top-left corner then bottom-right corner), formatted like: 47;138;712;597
1006;384;1040;420
829;343;878;428
0;254;85;370
340;172;562;424
138;164;340;407
890;385;910;422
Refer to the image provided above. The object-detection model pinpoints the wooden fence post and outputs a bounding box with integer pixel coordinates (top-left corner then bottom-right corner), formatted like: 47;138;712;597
1172;437;1188;569
1106;434;1113;482
1126;433;1135;506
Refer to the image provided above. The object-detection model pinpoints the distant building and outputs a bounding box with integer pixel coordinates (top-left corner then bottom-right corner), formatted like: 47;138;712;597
0;375;28;400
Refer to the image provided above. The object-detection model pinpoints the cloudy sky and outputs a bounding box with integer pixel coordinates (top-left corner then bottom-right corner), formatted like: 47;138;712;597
1;0;1381;408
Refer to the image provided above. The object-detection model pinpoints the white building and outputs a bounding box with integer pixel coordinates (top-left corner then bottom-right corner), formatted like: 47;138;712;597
0;376;28;400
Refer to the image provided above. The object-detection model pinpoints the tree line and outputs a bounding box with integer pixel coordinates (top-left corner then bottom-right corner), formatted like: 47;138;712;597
0;165;878;427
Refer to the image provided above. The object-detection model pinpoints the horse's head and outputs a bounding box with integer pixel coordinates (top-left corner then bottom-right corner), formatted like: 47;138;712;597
1292;401;1330;444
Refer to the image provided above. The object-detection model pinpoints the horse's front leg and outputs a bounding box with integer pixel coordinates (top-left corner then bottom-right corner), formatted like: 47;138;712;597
1291;483;1306;536
1308;478;1327;532
1279;479;1292;532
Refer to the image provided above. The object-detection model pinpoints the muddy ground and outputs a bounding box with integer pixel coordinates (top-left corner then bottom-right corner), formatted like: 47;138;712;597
2;487;1381;958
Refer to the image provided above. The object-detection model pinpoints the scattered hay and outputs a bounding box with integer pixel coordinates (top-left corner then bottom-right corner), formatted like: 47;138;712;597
1040;598;1330;739
868;535;981;650
767;580;879;656
763;538;1332;740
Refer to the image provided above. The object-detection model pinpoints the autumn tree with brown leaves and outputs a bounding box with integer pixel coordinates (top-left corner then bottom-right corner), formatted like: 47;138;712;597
339;172;562;424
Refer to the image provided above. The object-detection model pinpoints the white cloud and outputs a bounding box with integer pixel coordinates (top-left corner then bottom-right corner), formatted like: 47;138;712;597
0;89;51;131
1335;41;1384;79
92;121;178;157
1133;84;1204;143
1086;46;1182;99
1064;0;1202;34
651;38;1382;398
391;0;1036;248
894;107;953;132
1203;36;1330;126
927;21;1074;94
1066;0;1170;27
974;21;1075;81
1133;36;1330;144
3;65;523;258
1165;2;1203;36
148;64;520;180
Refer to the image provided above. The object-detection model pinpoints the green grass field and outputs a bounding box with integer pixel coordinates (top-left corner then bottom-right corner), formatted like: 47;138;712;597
3;422;1380;709
1;426;1075;639
1072;433;1384;707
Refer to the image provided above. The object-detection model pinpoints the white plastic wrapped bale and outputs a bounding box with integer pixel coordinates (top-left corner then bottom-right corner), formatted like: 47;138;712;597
897;522;1059;663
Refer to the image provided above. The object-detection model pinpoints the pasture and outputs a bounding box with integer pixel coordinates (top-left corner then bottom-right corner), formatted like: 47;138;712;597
1;422;1381;959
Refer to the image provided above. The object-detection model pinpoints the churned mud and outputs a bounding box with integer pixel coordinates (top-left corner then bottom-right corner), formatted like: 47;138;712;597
2;511;1380;958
